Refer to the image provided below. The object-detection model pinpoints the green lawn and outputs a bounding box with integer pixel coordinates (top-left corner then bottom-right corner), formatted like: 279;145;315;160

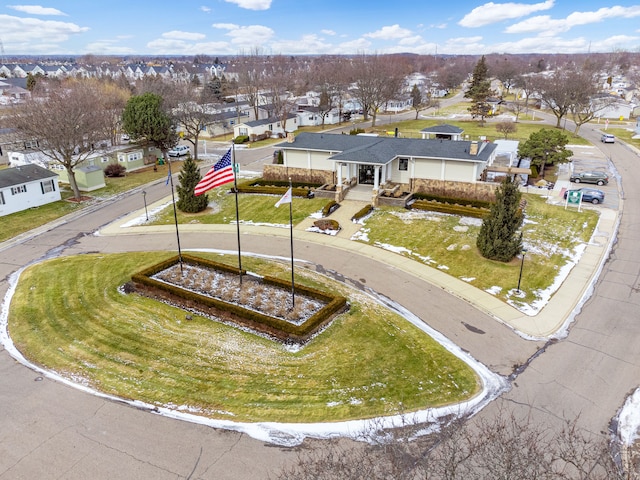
8;252;480;423
355;194;598;307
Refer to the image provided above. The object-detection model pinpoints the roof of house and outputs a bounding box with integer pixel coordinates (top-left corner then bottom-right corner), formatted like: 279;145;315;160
277;132;496;165
419;124;464;134
0;164;58;188
242;115;297;128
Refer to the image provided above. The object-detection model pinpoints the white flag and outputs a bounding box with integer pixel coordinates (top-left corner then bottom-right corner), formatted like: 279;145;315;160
275;187;292;207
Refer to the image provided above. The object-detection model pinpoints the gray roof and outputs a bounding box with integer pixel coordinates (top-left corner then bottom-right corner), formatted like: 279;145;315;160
243;115;296;128
419;123;464;134
0;164;58;188
277;132;496;165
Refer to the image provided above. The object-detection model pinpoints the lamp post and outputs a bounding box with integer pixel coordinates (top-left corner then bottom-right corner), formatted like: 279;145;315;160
517;248;527;293
142;190;148;221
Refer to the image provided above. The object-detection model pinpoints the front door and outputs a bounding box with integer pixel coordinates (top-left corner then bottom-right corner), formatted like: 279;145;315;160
358;164;375;185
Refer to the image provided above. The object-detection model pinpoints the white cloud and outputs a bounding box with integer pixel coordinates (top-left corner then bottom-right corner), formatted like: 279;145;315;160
321;29;336;36
147;38;232;55
364;24;413;40
459;0;554;27
213;24;275;47
224;0;271;10
506;6;640;35
161;30;207;41
0;14;88;49
270;34;334;54
7;4;67;15
213;23;239;30
83;40;136;55
200;6;211;13
337;38;372;53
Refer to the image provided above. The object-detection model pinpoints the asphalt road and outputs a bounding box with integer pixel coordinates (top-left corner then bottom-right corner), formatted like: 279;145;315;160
1;105;639;478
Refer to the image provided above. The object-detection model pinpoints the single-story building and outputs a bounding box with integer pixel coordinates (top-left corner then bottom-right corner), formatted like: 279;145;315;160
420;124;464;141
233;115;298;140
267;132;500;203
0;164;61;216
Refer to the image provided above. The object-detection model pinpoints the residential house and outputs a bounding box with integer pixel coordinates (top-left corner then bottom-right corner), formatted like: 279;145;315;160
268;132;500;204
12;64;45;78
233;115;298;140
0;164;61;216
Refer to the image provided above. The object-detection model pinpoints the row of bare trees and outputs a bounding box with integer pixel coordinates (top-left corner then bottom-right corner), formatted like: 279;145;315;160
277;408;636;479
6;51;634;201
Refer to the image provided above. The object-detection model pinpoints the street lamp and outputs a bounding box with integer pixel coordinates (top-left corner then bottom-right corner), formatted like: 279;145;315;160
517;248;527;293
142;190;149;221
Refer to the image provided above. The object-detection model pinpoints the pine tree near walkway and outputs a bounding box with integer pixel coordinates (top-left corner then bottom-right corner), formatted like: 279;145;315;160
476;176;523;262
176;155;209;213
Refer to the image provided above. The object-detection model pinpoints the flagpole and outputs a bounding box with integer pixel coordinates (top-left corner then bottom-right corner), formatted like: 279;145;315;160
288;177;295;307
232;143;243;284
166;154;183;274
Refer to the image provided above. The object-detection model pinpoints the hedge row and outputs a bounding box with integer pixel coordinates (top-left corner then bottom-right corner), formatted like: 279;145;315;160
352;204;374;221
130;254;347;342
411;192;492;209
409;200;489;219
247;178;323;189
322;200;339;217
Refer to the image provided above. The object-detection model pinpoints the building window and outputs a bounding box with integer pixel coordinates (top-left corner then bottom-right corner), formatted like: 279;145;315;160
41;179;55;193
11;185;27;195
399;158;408;171
118;154;126;163
127;152;141;162
101;156;110;163
0;191;5;205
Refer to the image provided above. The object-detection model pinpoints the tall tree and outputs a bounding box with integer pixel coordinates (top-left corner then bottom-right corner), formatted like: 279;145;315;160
530;67;582;129
518;128;573;179
176;155;208;213
410;84;423;119
465;55;494;126
122;92;178;160
476;176;523;262
173;83;221;160
11;79;110;200
352;54;404;126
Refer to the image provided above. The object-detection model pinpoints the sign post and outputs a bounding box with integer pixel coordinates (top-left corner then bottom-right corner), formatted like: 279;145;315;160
565;190;582;212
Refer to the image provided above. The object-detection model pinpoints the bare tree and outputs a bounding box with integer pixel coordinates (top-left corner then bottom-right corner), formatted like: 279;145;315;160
11;79;111;200
352;54;405;126
171;83;221;159
530;67;588;129
276;409;627;480
98;80;131;145
236;48;266;121
496;121;517;139
263;55;300;134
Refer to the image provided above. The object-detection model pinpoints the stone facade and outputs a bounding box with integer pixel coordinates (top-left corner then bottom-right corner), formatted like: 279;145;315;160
262;164;335;185
412;178;497;202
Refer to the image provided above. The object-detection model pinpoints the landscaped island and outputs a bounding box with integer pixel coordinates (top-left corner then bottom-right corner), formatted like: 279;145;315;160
8;252;480;423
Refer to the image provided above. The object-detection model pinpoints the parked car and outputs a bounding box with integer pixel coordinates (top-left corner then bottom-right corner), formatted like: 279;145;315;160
601;133;615;143
569;171;608;185
563;188;605;204
168;145;190;157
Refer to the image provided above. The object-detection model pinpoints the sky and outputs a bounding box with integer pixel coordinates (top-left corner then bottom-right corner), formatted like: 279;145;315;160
1;0;640;57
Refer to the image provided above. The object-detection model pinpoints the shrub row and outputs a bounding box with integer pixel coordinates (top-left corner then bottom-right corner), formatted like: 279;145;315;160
313;219;340;231
322;200;339;217
409;200;489;219
248;178;323;189
233;135;249;144
412;192;492;209
130;255;348;343
352;204;374;222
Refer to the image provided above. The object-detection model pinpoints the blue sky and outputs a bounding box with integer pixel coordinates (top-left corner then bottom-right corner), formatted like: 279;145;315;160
1;0;640;56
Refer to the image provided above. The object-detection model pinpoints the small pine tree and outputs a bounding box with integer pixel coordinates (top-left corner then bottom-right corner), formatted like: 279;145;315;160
176;155;209;213
476;176;523;262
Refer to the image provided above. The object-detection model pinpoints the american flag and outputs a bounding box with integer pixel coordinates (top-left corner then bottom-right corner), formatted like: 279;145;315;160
194;148;234;196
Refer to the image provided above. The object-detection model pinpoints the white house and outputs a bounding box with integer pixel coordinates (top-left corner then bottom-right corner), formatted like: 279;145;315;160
0;164;61;216
233;115;298;140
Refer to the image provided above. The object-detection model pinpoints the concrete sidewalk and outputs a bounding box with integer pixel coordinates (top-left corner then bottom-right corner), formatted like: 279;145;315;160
101;194;618;339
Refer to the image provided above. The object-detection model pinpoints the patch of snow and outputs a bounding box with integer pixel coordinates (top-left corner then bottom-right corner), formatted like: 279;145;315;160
446;244;457;251
306;226;340;236
486;286;502;295
461;277;476;282
437;265;449;270
453;226;468;232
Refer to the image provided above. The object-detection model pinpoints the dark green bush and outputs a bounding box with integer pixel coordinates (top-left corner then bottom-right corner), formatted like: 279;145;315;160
349;128;365;135
352;204;373;221
322;201;339;217
233;135;249;144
